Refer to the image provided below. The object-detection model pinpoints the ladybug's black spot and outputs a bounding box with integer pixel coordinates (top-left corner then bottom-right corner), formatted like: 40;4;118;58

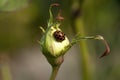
53;30;65;42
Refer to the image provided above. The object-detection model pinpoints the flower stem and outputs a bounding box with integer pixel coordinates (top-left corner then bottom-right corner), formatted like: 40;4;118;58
0;54;12;80
48;56;64;80
75;17;92;80
71;1;93;80
50;66;60;80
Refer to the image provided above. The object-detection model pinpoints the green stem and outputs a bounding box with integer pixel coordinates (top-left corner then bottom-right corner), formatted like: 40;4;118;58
48;56;63;80
75;16;92;80
71;1;93;80
50;66;60;80
0;54;12;80
1;64;12;80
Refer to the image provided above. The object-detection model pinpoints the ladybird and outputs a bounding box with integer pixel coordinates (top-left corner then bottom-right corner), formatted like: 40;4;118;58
53;30;65;42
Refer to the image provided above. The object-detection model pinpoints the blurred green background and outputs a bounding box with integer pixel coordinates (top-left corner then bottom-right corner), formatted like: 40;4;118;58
0;0;120;80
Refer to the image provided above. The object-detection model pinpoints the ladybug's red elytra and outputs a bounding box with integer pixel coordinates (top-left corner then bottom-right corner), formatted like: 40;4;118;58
53;30;65;42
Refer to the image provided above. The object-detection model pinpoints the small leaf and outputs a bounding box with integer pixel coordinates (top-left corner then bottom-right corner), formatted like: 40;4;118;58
40;26;45;33
71;35;110;58
99;39;110;58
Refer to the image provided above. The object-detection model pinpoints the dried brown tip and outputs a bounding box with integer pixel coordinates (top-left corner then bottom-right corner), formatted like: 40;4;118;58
50;3;60;7
99;39;110;58
56;10;64;21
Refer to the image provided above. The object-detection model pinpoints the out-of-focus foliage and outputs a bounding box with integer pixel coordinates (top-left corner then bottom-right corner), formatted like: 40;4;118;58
0;0;29;11
0;0;120;80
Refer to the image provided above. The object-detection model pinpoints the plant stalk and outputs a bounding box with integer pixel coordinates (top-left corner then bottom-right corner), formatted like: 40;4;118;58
0;54;12;80
50;66;60;80
71;1;93;80
75;16;92;80
48;56;63;80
